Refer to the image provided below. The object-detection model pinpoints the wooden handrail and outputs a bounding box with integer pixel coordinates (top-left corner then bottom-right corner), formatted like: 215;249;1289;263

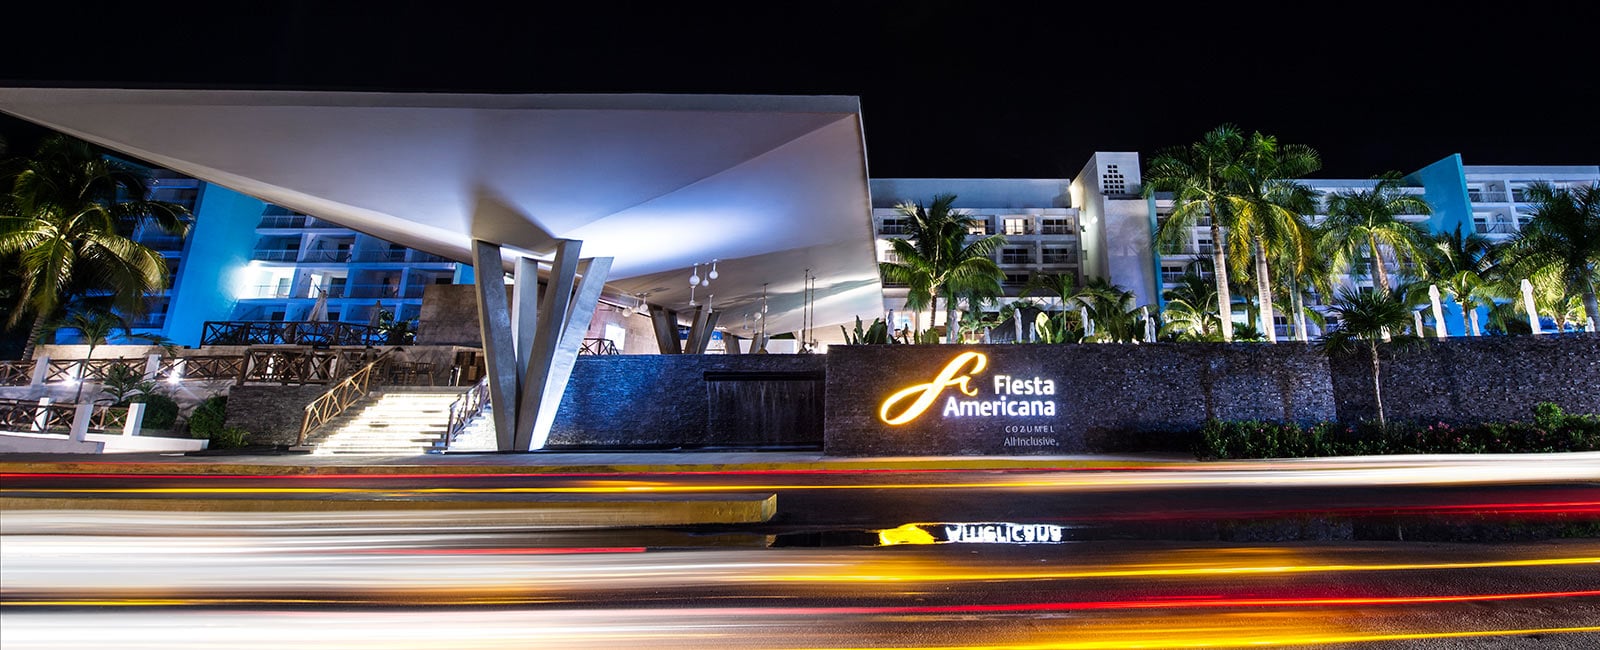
296;347;397;448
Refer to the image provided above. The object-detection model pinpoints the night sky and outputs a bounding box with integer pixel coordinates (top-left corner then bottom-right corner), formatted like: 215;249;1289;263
1;0;1595;179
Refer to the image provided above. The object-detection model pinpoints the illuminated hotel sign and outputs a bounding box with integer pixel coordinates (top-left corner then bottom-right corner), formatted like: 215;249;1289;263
878;352;1057;425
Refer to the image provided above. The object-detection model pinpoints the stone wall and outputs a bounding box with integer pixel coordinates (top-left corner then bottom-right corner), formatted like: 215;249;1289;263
416;284;509;346
824;343;1337;455
1328;334;1600;426
548;354;827;449
223;384;338;446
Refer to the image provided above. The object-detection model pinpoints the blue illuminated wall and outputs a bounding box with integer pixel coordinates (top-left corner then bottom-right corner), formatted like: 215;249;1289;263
163;185;266;346
1405;154;1472;235
1404;154;1477;336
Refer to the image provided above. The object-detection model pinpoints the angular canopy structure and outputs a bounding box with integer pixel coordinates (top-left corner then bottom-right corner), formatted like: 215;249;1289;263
0;88;884;335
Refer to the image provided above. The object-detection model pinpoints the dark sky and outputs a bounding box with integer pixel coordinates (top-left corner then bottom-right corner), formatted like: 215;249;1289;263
2;0;1596;179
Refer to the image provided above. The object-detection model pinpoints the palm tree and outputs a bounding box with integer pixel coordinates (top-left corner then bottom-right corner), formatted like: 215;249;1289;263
1217;130;1320;343
1422;225;1497;336
1319;173;1433;295
1160;270;1223;341
878;193;1007;343
0;135;191;359
1320;287;1417;429
1499;182;1600;330
1078;278;1147;343
43;308;128;403
1145;124;1246;341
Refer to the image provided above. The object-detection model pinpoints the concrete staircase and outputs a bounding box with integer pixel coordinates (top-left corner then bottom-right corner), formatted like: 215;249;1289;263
306;387;467;455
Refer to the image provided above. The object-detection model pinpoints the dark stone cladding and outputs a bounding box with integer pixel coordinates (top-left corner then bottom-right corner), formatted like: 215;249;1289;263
824;343;1337;456
224;384;338;447
1327;333;1600;426
547;354;828;449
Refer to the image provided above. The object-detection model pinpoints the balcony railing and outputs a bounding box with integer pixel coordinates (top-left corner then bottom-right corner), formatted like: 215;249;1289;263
154;355;247;382
201;321;388;347
878;224;910;235
252;249;301;262
258;215;309;228
1469;191;1509;203
299;250;353;263
353;250;409;263
1041;252;1079;265
1039;223;1077;235
409;252;453;263
1474;221;1519;235
44;358;146;383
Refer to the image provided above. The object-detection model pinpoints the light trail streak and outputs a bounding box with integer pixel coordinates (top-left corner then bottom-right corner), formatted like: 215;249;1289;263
12;589;1599;610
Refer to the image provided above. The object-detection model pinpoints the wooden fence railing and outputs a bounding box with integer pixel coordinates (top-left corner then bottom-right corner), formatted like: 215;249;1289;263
296;348;398;447
44;358;144;383
202;321;387;347
0;361;31;386
154;355;247;381
0;399;129;434
238;349;345;385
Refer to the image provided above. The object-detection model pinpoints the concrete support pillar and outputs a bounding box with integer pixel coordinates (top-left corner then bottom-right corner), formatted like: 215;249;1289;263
649;305;682;354
124;402;146;436
144;354;163;380
511;256;541;377
1413;311;1425;336
471;240;520;451
30;355;49;387
527;256;612;449
684;306;712;354
474;238;612;452
70;403;93;441
32;398;51;432
722;333;743;355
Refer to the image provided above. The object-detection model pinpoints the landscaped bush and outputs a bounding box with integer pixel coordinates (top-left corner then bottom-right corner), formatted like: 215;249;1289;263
209;427;250;449
187;395;228;440
133;393;180;429
1194;402;1600;460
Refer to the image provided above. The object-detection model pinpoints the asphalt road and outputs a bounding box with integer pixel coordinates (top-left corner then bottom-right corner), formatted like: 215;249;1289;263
4;458;1599;648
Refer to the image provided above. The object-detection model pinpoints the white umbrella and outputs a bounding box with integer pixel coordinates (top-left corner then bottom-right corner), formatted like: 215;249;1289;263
369;300;385;327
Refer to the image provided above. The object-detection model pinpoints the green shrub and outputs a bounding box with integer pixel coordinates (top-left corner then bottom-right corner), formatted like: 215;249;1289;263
133;393;180;429
209;427;250;449
1194;402;1600;460
187;395;228;440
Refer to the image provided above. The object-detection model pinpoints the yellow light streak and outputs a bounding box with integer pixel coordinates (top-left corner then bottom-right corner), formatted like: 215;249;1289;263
769;555;1600;583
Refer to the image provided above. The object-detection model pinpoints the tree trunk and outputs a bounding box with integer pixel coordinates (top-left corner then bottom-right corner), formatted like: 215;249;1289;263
1367;234;1391;293
20;312;51;362
946;299;959;344
1254;237;1277;343
1013;310;1023;343
1370;341;1385;430
1210;218;1235;341
1292;283;1308;342
1469;307;1481;337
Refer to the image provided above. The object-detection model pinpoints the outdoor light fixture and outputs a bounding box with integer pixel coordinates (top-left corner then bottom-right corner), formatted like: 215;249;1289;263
689;264;701;287
708;259;719;281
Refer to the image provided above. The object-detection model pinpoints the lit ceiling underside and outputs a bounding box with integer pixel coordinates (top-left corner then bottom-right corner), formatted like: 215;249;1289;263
0;89;884;336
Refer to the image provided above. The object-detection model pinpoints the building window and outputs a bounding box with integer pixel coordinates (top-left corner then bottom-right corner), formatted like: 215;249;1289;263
1040;218;1075;235
1000;247;1032;265
879;218;908;235
1042;247;1076;265
1003;273;1029;286
1161;264;1186;284
967;218;990;236
1003;217;1031;235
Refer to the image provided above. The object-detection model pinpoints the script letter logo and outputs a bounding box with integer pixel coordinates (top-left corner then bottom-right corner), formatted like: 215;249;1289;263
879;352;988;425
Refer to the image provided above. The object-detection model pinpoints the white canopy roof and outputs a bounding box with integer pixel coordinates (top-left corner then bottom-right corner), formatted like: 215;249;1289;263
0;88;884;336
